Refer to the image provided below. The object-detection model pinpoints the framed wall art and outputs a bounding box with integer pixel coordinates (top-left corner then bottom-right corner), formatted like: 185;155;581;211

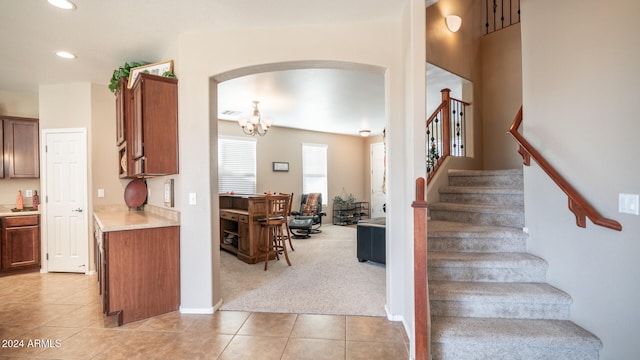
272;162;289;172
128;60;174;88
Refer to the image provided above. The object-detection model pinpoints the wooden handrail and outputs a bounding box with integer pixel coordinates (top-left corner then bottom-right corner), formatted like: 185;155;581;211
508;106;622;231
413;177;430;359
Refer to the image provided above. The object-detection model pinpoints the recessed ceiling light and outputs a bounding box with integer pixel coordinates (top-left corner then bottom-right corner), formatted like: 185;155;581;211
48;0;77;10
55;51;77;59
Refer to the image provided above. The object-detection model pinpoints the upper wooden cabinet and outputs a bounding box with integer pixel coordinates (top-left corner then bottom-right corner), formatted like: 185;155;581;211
2;117;40;179
115;77;129;147
117;73;178;177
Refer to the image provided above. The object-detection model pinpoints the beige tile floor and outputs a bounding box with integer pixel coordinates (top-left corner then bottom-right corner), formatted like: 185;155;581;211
0;272;409;359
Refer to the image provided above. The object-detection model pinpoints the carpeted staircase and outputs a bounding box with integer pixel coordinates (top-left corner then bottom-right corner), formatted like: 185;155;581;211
427;169;602;359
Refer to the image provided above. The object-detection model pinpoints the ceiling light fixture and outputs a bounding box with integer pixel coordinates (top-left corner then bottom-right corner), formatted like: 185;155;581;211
445;15;462;33
47;0;77;10
55;50;76;59
359;130;371;137
238;101;272;137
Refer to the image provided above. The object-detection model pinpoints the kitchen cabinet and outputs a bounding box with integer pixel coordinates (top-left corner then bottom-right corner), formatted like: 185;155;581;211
115;77;133;178
1;214;40;275
1;116;39;179
130;73;178;176
115;73;178;178
95;223;180;325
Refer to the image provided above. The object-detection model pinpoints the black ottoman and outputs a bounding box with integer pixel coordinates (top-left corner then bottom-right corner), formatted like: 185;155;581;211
356;217;386;264
289;218;314;238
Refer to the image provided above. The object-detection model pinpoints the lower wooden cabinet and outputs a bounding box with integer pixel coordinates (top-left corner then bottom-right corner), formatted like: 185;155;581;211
95;225;180;325
1;215;40;275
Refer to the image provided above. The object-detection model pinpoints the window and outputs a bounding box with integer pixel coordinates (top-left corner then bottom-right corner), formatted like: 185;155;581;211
302;143;328;204
218;136;256;194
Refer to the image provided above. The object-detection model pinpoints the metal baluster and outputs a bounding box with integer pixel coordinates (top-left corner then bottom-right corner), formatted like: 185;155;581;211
501;0;505;29
493;0;497;32
486;0;489;34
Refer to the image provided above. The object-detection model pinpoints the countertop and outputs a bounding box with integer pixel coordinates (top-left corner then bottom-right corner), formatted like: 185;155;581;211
0;205;40;217
93;205;180;232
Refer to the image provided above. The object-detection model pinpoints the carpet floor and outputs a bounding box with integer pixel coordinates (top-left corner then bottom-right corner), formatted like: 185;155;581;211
219;224;386;317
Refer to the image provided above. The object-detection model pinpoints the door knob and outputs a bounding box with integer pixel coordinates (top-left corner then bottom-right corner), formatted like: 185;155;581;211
72;208;83;213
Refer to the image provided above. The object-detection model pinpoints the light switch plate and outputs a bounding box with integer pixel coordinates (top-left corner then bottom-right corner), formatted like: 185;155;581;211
189;192;197;205
98;189;105;198
619;193;639;215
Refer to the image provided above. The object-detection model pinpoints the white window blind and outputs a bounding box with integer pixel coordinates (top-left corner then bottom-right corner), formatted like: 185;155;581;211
302;143;328;204
218;137;256;194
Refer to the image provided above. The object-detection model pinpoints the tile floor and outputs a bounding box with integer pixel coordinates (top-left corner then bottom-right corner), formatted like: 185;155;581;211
0;272;409;359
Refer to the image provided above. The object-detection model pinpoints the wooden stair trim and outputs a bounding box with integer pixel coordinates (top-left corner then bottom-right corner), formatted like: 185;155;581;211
508;106;622;231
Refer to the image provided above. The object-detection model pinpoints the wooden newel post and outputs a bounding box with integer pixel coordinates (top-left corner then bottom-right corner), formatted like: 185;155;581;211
441;88;451;157
412;177;430;360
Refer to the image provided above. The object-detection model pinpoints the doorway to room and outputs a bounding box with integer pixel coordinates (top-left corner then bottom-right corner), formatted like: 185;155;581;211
210;61;388;316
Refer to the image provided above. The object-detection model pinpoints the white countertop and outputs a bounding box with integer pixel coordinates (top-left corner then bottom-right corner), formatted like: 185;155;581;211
93;205;180;232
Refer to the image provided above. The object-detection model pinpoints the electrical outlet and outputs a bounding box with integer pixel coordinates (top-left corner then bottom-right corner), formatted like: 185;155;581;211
25;189;33;197
619;193;639;215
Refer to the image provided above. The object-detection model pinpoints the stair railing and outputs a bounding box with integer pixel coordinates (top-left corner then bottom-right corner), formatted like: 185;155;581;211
508;106;622;231
426;88;470;184
484;0;521;35
412;177;430;359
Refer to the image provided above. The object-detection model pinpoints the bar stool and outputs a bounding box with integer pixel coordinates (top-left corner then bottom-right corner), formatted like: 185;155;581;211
279;192;295;251
257;194;291;271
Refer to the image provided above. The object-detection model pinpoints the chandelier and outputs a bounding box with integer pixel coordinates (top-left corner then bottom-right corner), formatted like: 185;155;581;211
238;101;272;136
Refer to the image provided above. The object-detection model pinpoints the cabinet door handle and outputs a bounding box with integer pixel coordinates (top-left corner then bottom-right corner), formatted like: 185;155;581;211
72;208;83;213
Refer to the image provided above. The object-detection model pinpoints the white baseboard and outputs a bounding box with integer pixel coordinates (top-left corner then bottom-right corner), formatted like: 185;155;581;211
179;306;215;315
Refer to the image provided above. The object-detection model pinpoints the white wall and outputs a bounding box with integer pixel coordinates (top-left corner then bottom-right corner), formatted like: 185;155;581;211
521;0;640;358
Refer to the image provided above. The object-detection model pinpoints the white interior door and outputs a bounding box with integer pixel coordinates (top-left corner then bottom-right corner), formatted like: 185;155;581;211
370;142;386;218
42;129;88;273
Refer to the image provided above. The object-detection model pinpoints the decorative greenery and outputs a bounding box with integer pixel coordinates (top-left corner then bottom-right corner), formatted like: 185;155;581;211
427;142;440;172
108;61;145;93
108;62;177;93
333;193;356;205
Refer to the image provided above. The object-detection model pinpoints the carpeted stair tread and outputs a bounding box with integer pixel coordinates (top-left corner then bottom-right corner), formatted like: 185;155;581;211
428;220;526;238
447;169;524;188
429;202;524;215
438;186;525;206
429;281;571;304
448;169;524;177
428;251;546;268
429;202;525;228
428;220;527;253
431;316;602;349
439;185;524;194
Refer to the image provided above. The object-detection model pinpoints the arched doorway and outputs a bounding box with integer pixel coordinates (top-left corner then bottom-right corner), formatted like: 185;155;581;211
209;60;389;315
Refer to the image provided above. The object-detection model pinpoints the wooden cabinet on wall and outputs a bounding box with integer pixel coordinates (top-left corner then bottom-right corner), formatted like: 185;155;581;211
115;77;133;178
1;215;41;275
116;73;178;178
1;117;39;179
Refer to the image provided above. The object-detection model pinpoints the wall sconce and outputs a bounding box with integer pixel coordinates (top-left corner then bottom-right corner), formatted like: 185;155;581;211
445;15;462;33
